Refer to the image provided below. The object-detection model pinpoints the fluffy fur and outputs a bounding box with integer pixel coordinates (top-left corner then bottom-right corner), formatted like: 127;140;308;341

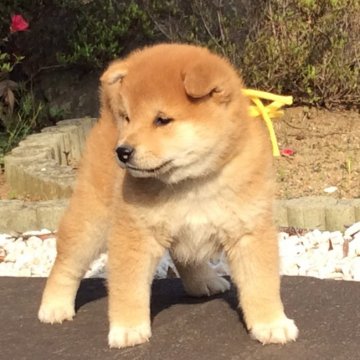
38;43;298;348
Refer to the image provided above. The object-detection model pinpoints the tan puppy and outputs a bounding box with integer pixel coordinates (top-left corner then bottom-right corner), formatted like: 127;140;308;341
38;43;298;348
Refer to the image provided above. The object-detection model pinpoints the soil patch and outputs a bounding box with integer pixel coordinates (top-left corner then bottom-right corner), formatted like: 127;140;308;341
0;168;10;200
274;107;360;199
0;107;359;200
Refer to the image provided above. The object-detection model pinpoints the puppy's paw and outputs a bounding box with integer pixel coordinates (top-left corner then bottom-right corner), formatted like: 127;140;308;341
38;301;75;324
183;275;231;297
251;317;298;345
108;323;151;349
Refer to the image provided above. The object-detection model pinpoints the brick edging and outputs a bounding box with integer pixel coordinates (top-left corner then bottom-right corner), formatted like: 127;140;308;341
0;197;359;233
3;118;96;200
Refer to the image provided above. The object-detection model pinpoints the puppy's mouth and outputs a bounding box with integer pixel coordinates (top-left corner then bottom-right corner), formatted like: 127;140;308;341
125;160;173;174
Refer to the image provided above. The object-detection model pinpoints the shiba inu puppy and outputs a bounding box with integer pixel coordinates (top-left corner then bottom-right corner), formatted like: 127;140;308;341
38;43;298;348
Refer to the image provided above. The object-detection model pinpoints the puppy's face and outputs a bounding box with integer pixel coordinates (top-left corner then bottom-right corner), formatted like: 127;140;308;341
101;45;247;184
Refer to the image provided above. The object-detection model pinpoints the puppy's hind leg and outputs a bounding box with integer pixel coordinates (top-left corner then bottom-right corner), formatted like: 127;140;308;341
172;257;230;297
38;196;109;324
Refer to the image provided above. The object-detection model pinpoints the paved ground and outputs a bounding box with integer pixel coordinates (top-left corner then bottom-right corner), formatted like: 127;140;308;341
1;276;359;360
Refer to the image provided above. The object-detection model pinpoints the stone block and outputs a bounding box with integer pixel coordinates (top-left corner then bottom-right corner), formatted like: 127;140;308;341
286;197;336;230
0;201;38;233
286;198;306;228
274;200;288;227
36;200;68;230
353;199;360;222
0;201;24;233
325;199;356;231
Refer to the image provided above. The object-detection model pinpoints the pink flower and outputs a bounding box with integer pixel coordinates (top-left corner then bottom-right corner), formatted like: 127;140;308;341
10;14;29;33
280;148;295;157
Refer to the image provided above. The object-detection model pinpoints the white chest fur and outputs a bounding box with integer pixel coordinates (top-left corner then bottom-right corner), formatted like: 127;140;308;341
150;181;259;263
137;176;269;264
169;198;224;263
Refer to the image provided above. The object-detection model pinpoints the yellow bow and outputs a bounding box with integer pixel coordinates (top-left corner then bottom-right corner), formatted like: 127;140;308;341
242;89;293;157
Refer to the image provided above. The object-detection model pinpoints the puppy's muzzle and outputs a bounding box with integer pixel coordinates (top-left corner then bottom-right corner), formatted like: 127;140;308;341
116;145;134;164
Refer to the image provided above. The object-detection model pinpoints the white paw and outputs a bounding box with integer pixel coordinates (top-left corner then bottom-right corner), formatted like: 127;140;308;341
108;323;151;349
251;317;298;344
183;276;231;297
38;301;75;324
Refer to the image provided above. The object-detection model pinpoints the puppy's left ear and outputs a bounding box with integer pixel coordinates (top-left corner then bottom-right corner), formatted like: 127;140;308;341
182;59;233;103
100;60;128;85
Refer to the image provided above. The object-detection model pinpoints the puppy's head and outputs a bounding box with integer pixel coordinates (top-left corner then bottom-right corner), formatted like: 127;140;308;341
100;44;249;184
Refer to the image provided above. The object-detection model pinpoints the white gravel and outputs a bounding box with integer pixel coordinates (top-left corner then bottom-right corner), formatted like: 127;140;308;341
1;222;360;280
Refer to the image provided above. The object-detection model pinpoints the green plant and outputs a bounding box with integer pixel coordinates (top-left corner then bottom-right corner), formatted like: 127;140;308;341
7;189;17;200
0;132;7;166
3;84;45;153
0;82;48;164
240;0;359;108
144;0;242;63
0;12;42;156
48;105;68;122
0;52;24;74
0;0;359;112
345;157;353;176
0;14;29;131
56;0;154;68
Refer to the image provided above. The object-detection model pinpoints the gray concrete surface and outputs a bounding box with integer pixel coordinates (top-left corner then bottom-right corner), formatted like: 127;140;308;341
0;276;359;360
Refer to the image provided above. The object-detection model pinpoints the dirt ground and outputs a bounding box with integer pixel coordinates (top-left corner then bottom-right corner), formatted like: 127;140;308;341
0;107;359;200
274;107;360;199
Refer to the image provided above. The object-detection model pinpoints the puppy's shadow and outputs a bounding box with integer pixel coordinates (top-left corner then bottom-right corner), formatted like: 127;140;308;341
74;276;246;329
75;278;108;311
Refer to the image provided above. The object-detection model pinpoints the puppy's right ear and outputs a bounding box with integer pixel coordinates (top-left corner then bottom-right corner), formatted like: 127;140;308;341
100;60;128;85
100;61;128;119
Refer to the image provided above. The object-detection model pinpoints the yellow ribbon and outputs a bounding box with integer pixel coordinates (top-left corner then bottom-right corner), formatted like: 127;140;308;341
242;89;293;157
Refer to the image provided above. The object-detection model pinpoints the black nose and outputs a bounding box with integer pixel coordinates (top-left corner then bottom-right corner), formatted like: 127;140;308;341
116;145;134;163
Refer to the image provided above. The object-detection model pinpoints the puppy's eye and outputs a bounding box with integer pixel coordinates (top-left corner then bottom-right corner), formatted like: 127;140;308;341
154;117;173;127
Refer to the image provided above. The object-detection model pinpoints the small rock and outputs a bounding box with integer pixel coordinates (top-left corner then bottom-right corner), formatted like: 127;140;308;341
350;258;360;281
329;231;344;245
26;236;43;249
43;237;57;249
324;186;338;193
23;229;51;237
348;238;360;257
344;222;360;239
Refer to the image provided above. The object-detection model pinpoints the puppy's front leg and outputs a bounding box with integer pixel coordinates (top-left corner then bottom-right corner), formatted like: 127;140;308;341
225;220;298;344
107;221;164;349
38;201;108;324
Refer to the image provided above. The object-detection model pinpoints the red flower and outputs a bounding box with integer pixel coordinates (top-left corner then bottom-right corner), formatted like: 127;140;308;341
10;14;29;33
280;148;295;157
